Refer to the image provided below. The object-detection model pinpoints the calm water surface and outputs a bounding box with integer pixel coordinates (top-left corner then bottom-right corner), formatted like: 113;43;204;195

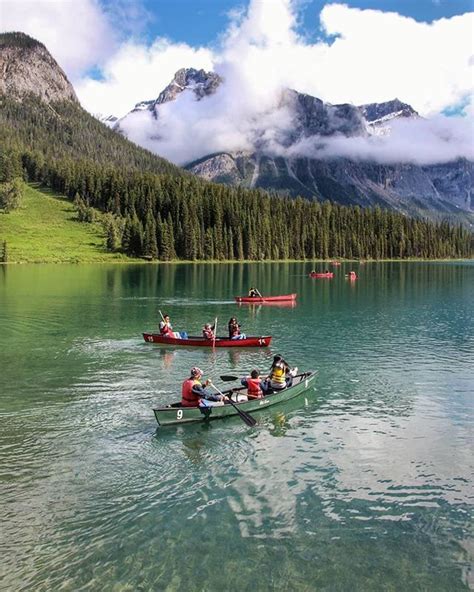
0;262;473;591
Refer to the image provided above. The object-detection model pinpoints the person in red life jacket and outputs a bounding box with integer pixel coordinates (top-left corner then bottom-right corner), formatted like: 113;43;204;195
202;322;215;340
181;367;225;407
159;314;175;337
159;314;186;339
228;317;247;340
241;369;264;399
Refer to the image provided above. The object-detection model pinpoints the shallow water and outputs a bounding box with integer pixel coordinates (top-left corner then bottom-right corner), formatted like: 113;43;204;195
0;261;473;591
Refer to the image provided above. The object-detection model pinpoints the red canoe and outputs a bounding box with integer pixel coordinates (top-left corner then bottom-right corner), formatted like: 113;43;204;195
143;333;272;347
234;293;297;303
309;272;334;278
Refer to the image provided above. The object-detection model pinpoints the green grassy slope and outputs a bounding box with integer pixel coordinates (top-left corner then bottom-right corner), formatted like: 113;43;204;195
0;184;134;263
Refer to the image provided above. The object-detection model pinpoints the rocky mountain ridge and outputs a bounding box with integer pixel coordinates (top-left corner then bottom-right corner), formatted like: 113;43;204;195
0;32;78;104
114;68;472;218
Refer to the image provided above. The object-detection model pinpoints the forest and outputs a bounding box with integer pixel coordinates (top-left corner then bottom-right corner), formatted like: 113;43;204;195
0;95;471;260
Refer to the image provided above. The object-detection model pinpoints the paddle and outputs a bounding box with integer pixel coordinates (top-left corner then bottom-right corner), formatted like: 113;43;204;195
213;317;217;348
208;381;257;427
255;288;263;297
220;374;240;382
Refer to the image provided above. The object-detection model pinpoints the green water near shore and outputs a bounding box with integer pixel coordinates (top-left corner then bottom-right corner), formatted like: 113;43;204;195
1;261;473;591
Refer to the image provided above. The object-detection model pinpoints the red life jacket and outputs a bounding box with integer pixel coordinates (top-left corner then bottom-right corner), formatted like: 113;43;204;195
203;328;214;340
181;378;200;407
160;322;173;337
246;377;263;398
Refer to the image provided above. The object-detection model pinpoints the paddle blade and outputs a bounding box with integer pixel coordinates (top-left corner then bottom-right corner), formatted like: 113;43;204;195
235;405;257;427
220;375;239;382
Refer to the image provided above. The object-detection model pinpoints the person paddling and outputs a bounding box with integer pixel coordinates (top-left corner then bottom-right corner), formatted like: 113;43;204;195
159;312;186;339
181;367;225;407
159;314;176;337
248;287;262;297
202;322;216;340
241;369;264;399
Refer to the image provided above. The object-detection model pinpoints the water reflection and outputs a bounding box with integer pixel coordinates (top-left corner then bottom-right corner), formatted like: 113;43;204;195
0;261;472;591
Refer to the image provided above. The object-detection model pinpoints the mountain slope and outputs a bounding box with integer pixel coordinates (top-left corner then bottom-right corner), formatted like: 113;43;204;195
0;183;128;263
0;32;78;104
116;68;473;220
0;32;182;175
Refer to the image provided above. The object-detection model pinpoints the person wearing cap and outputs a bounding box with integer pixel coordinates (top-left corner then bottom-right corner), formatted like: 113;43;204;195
181;367;225;407
202;322;216;340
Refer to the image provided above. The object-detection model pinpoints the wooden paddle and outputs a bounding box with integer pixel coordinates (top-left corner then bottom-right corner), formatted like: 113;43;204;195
213;317;217;348
220;374;240;382
208;381;257;427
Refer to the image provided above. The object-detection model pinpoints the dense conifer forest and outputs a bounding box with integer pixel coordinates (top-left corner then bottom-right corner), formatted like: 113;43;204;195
0;95;471;260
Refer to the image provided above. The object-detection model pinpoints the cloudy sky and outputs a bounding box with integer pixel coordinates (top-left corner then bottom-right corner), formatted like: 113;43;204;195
2;0;473;165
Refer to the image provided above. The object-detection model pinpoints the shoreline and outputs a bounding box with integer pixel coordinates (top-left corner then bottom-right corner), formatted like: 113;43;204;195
1;257;471;266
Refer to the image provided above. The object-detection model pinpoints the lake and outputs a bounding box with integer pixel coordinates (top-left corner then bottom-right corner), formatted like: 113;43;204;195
0;261;473;591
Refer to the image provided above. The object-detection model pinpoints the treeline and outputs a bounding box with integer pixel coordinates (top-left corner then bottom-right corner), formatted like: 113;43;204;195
0;95;180;174
0;96;471;260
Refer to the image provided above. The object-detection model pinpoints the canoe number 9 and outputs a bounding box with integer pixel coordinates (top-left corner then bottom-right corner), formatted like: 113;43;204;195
147;336;154;342
177;410;183;420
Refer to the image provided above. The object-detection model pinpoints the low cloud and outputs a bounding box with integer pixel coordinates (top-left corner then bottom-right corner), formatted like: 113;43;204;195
3;0;473;166
286;116;474;165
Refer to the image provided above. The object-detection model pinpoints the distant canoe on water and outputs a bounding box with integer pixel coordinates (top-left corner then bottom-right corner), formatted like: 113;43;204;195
309;272;334;278
143;333;272;347
234;293;297;303
153;371;317;426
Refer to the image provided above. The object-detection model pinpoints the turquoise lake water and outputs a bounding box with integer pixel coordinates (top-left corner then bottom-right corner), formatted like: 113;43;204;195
0;261;473;591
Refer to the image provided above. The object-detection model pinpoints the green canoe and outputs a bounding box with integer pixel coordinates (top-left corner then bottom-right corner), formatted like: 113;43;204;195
153;371;317;427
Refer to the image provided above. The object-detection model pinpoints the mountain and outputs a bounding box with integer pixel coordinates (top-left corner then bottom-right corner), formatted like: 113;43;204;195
0;32;78;103
1;32;471;264
0;32;181;175
116;69;473;220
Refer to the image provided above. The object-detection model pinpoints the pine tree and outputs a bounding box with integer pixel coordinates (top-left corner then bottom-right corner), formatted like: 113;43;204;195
143;213;158;259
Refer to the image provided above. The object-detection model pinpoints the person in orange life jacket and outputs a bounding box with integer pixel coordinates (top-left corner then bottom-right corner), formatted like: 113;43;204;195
228;317;247;340
202;322;215;340
262;354;298;393
181;367;225;408
241;369;264;399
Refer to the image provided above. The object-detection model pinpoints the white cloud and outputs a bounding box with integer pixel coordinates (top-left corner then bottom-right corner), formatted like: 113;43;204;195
112;0;473;165
0;0;117;78
287;115;474;165
313;4;474;116
3;0;473;165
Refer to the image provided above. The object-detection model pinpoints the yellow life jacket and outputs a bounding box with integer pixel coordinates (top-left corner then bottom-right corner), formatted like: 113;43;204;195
270;364;286;385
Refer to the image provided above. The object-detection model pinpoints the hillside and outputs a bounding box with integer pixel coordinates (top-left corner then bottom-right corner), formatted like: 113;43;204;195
0;184;132;263
0;32;471;262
